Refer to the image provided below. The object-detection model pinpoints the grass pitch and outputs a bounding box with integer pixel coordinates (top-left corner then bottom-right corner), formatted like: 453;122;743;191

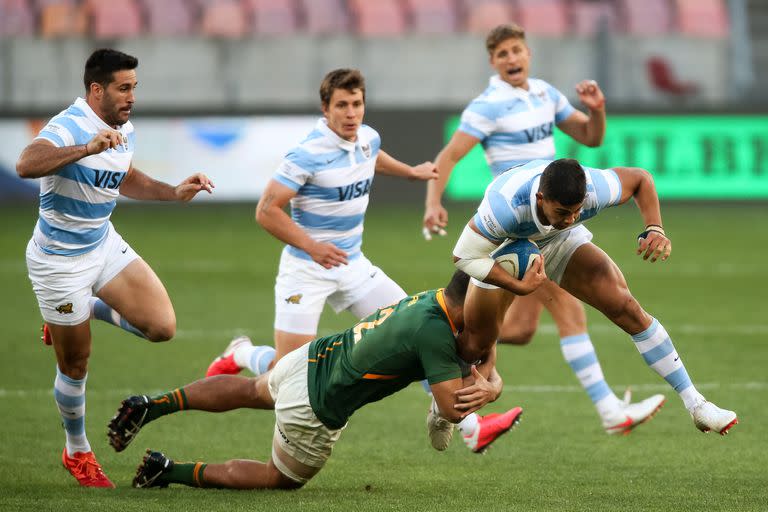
0;201;765;511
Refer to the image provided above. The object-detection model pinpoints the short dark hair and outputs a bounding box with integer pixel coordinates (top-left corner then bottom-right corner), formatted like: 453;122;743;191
486;23;526;54
540;159;587;206
319;68;365;107
83;48;138;92
444;270;470;304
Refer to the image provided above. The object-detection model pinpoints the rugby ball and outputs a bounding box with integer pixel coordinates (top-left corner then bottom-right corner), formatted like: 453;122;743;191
492;239;540;280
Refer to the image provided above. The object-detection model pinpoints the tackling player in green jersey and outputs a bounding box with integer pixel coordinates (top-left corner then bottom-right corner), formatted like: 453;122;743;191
107;271;519;490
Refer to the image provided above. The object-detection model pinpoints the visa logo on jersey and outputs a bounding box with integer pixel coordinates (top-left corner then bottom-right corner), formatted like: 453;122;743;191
337;178;372;201
94;170;126;189
524;122;554;143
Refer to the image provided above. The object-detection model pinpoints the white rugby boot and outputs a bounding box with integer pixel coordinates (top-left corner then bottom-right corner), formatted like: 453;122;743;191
427;399;454;451
690;399;738;435
602;389;666;435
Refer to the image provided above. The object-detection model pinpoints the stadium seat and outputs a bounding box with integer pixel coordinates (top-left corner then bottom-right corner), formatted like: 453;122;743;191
348;0;407;37
86;0;143;38
139;0;194;36
646;56;699;97
675;0;729;38
405;0;458;35
463;0;514;33
200;0;249;38
35;0;87;38
618;0;672;35
515;0;568;36
572;0;617;36
297;0;348;34
244;0;299;35
0;0;35;36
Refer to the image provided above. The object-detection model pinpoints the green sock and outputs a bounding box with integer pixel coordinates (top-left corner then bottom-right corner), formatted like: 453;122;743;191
159;461;208;488
145;388;188;423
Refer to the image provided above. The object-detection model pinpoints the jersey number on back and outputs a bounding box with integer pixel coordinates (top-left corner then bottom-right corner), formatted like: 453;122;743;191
353;307;394;344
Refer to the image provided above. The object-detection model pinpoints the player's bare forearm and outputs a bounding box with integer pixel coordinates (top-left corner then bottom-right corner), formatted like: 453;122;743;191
427;149;457;207
256;193;315;253
430;377;472;423
120;167;177;201
583;107;606;147
428;132;478;207
614;167;663;227
375;150;410;177
16;141;89;179
375;151;437;181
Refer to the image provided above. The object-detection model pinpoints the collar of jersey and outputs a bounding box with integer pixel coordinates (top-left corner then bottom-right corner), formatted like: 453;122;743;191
316;118;359;153
74;97;117;131
529;175;554;236
435;288;458;336
489;75;539;98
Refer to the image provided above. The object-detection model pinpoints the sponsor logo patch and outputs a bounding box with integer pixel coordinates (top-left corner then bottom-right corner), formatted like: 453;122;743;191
285;294;303;305
56;302;74;314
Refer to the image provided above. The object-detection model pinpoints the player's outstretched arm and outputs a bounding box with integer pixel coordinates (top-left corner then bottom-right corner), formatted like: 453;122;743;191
16;129;123;179
423;131;480;240
613;166;672;262
557;80;606;148
120;167;214;202
256;179;348;269
374;150;438;181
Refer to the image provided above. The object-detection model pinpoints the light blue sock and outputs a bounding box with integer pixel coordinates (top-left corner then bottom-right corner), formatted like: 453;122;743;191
249;346;275;375
560;333;621;416
90;298;146;339
54;367;90;455
233;344;276;376
631;318;703;410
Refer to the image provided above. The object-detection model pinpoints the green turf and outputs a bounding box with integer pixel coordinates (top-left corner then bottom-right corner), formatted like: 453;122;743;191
0;201;765;511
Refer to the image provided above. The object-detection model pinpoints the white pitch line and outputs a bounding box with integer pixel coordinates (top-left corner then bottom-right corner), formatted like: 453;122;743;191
532;323;768;336
2;381;766;400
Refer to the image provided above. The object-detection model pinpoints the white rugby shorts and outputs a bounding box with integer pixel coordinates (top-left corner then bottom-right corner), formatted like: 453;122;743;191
274;249;405;335
25;223;139;325
268;343;344;483
470;224;593;289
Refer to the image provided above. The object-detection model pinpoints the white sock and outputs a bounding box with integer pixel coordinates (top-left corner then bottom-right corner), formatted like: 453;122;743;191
458;413;479;437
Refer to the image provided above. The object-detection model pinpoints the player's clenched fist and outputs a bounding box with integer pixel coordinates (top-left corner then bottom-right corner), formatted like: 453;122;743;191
410;161;439;181
86;129;125;156
575;79;605;111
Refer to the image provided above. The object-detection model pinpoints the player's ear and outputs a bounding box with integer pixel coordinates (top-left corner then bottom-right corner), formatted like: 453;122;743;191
88;82;103;99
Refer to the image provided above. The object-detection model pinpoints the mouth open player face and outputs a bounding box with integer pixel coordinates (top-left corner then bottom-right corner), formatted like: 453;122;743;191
490;37;531;90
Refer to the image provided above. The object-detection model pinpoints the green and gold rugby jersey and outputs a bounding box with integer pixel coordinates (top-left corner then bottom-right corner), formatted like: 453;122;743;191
307;289;464;429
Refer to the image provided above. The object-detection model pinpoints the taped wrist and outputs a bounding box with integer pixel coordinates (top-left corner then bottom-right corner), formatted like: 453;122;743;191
638;224;666;240
453;224;498;281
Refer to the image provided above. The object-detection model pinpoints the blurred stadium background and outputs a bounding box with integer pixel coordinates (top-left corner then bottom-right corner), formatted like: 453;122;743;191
1;1;766;511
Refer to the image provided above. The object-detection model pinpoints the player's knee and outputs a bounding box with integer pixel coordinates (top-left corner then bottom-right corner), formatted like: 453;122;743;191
497;327;536;345
145;320;176;342
58;360;89;380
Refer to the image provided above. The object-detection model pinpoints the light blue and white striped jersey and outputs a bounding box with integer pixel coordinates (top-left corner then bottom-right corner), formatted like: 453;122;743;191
473;159;622;245
458;76;575;177
273;118;381;261
33;97;135;256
